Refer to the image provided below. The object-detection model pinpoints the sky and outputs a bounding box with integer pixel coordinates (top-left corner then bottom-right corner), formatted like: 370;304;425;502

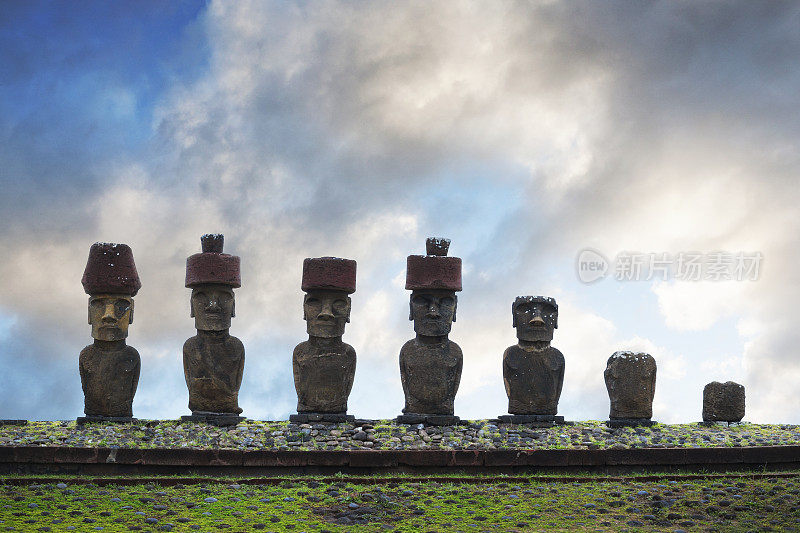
1;1;798;424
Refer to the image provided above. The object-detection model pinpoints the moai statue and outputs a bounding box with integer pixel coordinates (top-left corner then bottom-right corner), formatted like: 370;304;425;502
290;257;357;424
397;238;463;426
78;243;141;424
181;234;245;426
498;296;565;426
702;381;745;424
604;351;657;427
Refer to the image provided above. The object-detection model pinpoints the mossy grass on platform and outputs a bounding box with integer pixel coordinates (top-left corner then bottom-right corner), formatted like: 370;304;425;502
0;419;798;451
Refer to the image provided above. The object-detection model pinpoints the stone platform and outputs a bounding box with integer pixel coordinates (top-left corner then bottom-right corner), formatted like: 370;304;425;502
181;413;244;427
496;414;570;427
76;416;137;425
395;414;461;426
289;413;355;424
606;418;656;428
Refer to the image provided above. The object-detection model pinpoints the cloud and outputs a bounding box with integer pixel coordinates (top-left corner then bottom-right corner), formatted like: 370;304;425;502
1;1;799;424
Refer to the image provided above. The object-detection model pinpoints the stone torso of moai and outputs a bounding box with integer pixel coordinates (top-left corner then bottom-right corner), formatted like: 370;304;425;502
78;243;142;423
604;351;657;427
182;234;244;424
398;238;463;426
291;257;357;423
500;296;565;425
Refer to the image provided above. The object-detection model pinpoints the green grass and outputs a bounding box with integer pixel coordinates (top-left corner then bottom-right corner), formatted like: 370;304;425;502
2;475;799;531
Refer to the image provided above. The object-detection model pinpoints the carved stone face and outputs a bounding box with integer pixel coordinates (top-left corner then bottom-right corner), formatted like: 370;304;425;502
88;294;133;341
410;289;457;337
303;289;351;338
191;284;235;331
514;300;557;343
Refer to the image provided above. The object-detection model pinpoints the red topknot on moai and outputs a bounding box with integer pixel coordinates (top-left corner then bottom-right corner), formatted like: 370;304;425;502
292;256;358;423
78;242;142;424
397;237;463;426
182;234;246;427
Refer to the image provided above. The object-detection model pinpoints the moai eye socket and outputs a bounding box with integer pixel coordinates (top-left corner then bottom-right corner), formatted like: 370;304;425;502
114;299;131;318
333;299;348;313
218;291;232;305
412;295;429;306
440;296;454;307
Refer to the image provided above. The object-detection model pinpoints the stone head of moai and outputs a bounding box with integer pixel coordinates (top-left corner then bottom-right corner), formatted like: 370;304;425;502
604;351;657;420
301;257;356;338
512;296;557;345
407;237;461;338
186;234;241;332
82;243;141;341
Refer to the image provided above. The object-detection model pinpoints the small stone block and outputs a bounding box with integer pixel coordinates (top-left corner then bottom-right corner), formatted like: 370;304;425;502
180;414;245;427
395;414;461;426
0;420;28;426
702;381;745;423
290;413;355;423
76;416;137;425
606;418;656;428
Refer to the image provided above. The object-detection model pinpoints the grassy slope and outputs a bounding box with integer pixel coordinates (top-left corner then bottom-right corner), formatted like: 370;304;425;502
2;475;799;532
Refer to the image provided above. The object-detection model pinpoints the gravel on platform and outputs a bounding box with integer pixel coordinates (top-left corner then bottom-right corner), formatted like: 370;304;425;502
0;420;798;451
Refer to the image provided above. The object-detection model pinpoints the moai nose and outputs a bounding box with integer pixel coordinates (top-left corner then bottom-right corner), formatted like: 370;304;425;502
102;302;117;322
318;300;335;320
529;315;545;326
427;304;441;317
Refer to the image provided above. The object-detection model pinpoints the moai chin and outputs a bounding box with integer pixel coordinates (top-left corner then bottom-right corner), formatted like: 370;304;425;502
702;381;745;424
499;296;565;426
604;351;657;427
397;237;463;426
181;234;245;426
78;242;142;423
290;257;357;424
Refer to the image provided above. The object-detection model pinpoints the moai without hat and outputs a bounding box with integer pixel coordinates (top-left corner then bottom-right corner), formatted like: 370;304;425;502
397;237;463;426
181;234;245;426
702;381;745;424
604;351;657;427
499;296;565;426
291;257;357;423
78;242;141;424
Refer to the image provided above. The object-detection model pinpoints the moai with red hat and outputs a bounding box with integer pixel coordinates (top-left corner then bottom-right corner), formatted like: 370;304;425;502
181;234;245;426
291;257;357;423
78;242;142;424
498;296;566;426
397;238;463;426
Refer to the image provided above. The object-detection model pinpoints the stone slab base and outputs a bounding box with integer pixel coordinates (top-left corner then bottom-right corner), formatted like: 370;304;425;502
76;416;137;425
606;418;656;428
289;413;355;424
181;414;244;427
0;420;28;426
396;414;461;426
496;415;566;427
